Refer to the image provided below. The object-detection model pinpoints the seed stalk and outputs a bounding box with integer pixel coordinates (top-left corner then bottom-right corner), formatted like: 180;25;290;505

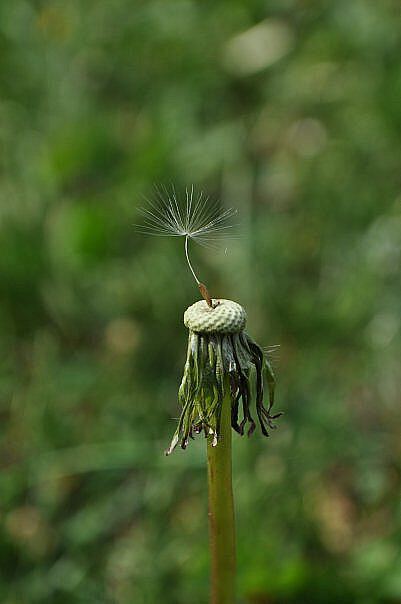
207;377;236;604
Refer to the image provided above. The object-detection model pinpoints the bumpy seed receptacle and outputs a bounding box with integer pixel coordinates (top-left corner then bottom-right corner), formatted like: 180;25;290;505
184;299;246;334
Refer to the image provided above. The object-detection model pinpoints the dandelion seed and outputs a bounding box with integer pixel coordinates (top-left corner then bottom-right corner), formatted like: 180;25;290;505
135;185;238;306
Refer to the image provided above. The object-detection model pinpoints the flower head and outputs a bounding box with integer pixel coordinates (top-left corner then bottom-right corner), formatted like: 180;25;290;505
166;299;282;454
135;186;282;453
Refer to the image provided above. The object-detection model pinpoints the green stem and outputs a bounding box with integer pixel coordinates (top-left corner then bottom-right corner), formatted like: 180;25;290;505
207;378;236;604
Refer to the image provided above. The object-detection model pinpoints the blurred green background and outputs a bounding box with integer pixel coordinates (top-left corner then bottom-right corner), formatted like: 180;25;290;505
1;1;400;603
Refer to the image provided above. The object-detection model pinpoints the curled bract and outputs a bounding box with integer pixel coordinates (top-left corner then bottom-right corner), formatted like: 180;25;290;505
166;299;282;455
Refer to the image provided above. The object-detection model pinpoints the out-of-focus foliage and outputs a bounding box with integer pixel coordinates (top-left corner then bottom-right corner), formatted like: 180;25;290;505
0;1;400;602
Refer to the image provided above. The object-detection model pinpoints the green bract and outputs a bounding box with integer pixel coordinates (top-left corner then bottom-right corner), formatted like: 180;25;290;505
166;299;282;454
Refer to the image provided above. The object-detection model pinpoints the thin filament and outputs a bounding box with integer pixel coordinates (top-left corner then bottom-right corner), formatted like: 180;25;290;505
185;236;200;285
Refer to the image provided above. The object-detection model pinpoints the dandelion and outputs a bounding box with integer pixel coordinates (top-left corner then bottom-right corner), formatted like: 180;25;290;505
136;186;282;604
166;300;281;455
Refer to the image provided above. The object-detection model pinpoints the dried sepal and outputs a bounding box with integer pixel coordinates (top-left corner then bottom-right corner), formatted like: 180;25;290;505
166;320;282;455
